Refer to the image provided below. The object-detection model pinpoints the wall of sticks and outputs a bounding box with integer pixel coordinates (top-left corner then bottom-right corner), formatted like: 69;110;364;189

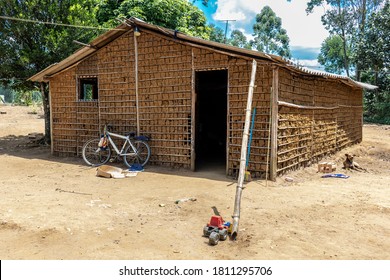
227;59;272;178
277;68;363;175
50;68;78;157
137;32;193;168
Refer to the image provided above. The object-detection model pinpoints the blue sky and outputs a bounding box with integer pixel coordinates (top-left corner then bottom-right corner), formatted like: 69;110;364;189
193;0;330;69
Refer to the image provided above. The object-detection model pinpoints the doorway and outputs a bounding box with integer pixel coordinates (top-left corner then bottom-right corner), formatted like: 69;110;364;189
194;70;228;171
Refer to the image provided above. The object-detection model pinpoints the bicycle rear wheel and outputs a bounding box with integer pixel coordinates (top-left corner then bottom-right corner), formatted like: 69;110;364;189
82;138;111;166
124;140;151;167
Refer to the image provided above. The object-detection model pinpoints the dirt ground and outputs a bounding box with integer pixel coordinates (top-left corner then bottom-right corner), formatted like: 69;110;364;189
0;105;389;260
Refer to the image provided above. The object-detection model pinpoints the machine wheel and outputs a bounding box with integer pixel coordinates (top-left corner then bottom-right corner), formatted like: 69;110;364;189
219;229;228;241
203;226;210;237
209;232;220;246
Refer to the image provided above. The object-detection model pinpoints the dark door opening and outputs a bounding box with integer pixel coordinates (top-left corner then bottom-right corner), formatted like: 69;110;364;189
195;70;228;170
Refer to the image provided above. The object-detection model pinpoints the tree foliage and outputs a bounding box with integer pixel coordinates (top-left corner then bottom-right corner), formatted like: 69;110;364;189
357;1;390;124
355;1;390;84
96;0;211;39
318;35;350;74
303;0;384;78
251;6;291;58
208;24;225;43
229;30;251;49
0;0;100;90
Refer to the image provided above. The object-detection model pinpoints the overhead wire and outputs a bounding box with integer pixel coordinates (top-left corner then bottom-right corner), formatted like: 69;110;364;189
0;15;126;31
0;16;128;83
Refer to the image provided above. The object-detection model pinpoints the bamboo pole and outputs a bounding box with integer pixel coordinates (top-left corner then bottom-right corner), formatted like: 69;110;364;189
231;59;257;240
134;30;140;135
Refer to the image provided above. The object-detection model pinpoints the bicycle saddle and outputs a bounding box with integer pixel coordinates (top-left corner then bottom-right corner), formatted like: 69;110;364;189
134;135;150;141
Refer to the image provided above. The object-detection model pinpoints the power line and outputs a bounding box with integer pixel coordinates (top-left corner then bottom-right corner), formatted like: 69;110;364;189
0;15;125;31
217;19;236;43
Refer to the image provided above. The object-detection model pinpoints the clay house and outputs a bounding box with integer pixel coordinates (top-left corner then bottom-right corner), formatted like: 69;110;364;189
29;18;375;180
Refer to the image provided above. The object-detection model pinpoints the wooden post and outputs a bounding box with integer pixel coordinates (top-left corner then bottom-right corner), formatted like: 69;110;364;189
311;85;315;163
265;87;272;185
270;66;279;181
134;30;140;135
191;49;196;171
226;70;230;176
231;59;257;240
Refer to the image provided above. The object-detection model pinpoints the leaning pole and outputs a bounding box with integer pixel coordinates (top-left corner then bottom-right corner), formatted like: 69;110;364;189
231;59;257;240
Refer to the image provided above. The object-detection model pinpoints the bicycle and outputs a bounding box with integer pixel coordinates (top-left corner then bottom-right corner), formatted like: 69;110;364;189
82;125;151;168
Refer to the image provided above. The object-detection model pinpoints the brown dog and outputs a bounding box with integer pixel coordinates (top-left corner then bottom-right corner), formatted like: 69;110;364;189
343;154;367;172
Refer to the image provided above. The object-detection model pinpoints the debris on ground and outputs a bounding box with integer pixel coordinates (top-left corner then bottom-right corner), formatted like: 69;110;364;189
321;174;350;179
318;162;336;173
55;188;92;196
129;163;144;172
175;197;197;204
28;133;44;139
96;165;138;179
284;177;294;182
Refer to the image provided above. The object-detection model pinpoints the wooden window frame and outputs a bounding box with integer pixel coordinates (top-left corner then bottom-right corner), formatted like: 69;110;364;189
77;76;98;101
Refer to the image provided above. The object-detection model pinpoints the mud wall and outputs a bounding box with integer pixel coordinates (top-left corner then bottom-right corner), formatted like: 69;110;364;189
277;68;363;174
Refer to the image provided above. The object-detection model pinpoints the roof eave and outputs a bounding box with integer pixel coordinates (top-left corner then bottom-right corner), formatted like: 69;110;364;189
353;80;378;90
28;23;129;82
28;17;378;91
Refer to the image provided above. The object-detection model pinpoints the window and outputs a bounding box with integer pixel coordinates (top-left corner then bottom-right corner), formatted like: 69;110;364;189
78;76;98;101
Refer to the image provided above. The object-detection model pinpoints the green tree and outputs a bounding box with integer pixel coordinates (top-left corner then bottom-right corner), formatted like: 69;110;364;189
318;35;350;74
96;0;125;27
0;0;101;143
363;71;390;124
357;1;390;124
229;29;251;49
251;6;291;58
97;0;211;39
356;1;389;86
209;24;225;43
303;0;384;78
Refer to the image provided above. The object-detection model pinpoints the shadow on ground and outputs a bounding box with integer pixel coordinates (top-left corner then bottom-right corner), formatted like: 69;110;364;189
0;134;236;183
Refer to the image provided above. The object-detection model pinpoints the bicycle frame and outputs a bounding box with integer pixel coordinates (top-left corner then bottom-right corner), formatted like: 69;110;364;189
105;131;137;156
82;125;150;168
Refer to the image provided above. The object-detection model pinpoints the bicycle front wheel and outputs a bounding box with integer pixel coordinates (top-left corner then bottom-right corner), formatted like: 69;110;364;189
124;140;151;167
82;138;111;166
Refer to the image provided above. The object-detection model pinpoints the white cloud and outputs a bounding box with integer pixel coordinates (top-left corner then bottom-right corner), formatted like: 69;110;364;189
294;59;321;67
290;58;325;71
213;0;251;21
212;0;329;48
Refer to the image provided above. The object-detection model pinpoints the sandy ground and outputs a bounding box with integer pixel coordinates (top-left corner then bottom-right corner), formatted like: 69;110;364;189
0;105;389;260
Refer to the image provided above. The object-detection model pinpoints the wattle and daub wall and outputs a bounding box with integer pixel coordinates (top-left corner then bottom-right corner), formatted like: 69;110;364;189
277;68;362;175
49;30;363;178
